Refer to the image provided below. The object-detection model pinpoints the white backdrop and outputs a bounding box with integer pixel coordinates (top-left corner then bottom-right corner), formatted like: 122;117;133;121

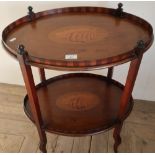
0;1;155;101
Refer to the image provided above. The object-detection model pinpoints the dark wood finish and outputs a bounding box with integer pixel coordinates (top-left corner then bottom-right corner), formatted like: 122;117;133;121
17;45;47;152
2;6;153;71
38;68;46;82
113;121;123;153
115;3;123;17
113;46;143;152
107;67;114;79
118;53;143;119
24;73;133;136
2;4;154;153
28;6;35;21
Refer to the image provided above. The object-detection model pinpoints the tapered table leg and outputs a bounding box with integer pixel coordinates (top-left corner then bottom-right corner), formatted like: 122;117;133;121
113;53;143;152
17;45;47;153
39;131;47;153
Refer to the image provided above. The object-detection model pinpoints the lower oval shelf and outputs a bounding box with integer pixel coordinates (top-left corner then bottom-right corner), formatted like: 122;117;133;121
24;73;133;136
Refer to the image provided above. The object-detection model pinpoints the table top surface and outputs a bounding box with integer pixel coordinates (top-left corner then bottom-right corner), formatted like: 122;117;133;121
2;6;153;70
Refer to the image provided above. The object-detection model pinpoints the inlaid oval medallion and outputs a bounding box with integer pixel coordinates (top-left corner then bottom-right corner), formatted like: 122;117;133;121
48;25;108;44
56;92;100;111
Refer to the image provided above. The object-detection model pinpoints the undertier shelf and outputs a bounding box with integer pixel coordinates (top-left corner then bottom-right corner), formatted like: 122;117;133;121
24;73;133;136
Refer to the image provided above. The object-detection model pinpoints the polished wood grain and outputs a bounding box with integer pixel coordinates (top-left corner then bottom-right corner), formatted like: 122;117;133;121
24;73;133;136
2;6;153;70
2;4;154;153
0;83;155;153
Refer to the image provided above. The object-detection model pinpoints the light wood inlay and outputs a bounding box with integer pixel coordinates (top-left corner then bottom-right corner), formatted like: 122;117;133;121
56;92;100;111
48;26;107;44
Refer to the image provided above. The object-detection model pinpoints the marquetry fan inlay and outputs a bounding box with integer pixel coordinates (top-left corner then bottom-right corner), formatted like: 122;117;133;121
56;92;100;111
48;26;107;44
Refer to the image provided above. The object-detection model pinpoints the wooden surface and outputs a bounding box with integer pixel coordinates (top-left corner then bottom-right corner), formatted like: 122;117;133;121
2;6;153;70
0;83;155;153
24;73;133;136
5;11;150;60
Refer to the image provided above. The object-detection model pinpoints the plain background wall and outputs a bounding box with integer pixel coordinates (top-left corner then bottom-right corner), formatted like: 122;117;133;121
0;1;155;101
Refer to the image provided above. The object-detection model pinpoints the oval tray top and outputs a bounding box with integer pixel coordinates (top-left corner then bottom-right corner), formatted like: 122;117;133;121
2;5;154;70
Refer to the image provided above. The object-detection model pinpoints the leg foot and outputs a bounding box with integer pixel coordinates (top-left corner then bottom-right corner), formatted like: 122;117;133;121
38;131;47;153
113;122;123;153
39;140;47;153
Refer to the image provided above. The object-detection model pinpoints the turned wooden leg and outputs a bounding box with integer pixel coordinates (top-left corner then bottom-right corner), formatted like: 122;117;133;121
113;122;123;153
17;46;47;153
115;50;143;152
107;67;114;80
38;68;46;82
39;131;47;153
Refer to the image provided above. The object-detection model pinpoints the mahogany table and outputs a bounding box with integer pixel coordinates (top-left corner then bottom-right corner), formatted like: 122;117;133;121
2;3;154;153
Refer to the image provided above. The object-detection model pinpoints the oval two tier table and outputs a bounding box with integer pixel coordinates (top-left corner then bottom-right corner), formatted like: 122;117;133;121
2;3;154;153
